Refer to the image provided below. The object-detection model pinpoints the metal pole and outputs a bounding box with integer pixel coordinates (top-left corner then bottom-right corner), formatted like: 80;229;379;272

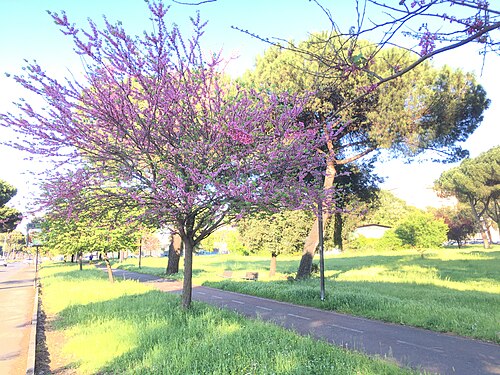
35;245;39;287
318;200;325;301
138;237;142;269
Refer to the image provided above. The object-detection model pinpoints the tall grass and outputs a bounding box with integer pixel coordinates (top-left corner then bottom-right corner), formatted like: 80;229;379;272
115;246;500;343
40;263;415;374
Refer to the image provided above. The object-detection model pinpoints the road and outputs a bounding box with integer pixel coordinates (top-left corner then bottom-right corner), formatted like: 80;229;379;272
0;262;36;375
108;267;500;375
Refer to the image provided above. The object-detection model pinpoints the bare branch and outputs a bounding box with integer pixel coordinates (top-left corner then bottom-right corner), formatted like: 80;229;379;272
335;147;375;165
171;0;217;5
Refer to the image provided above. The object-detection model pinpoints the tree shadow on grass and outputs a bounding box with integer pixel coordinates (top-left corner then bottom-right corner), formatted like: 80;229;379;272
49;290;406;375
319;251;500;286
202;250;500;286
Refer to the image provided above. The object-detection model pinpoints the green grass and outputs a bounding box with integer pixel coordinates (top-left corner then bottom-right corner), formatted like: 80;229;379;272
40;263;416;374
114;245;500;343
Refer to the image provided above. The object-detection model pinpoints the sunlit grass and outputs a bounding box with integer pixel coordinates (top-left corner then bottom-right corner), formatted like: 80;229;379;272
40;263;151;315
114;245;500;343
40;263;415;374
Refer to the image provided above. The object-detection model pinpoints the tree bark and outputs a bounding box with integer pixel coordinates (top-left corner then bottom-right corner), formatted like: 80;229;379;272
333;212;343;251
486;225;493;244
138;242;142;269
78;251;83;271
102;253;114;283
166;234;182;275
296;162;336;279
181;237;194;309
269;251;277;277
469;199;491;249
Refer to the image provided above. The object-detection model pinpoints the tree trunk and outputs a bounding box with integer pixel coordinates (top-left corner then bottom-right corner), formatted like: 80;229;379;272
269;251;277;277
78;251;83;271
102;253;114;283
138;242;142;269
296;162;336;279
166;234;182;275
486;225;493;244
71;254;75;263
181;237;194;309
470;199;491;249
333;212;343;251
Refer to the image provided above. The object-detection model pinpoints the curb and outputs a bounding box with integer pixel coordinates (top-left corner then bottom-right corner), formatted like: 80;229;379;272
26;278;39;375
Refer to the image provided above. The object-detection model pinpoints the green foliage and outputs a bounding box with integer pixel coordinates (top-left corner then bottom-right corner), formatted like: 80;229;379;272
0;179;17;206
347;230;403;252
43;209;141;257
324;162;381;250
0;179;22;232
433;205;478;246
435;147;499;211
40;263;411;374
238;210;314;255
0;230;25;254
362;190;417;227
395;211;448;249
245;36;489;163
341;190;415;251
435;146;500;245
379;230;405;250
200;226;245;254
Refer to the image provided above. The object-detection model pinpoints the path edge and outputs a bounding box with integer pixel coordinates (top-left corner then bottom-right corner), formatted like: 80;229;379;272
26;275;39;375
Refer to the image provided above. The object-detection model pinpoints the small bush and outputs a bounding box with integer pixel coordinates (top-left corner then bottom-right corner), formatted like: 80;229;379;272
378;230;403;250
395;212;448;249
347;230;402;252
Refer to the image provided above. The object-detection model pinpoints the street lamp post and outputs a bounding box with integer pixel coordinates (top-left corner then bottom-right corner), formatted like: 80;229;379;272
27;222;42;287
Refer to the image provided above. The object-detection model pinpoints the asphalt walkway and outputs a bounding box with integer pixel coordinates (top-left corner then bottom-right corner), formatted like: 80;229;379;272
0;263;36;375
107;267;500;375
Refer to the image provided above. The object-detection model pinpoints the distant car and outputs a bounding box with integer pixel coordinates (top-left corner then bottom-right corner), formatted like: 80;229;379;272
0;258;7;267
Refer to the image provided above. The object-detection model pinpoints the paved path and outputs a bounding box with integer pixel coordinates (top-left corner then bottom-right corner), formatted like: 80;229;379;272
108;267;500;375
0;262;36;375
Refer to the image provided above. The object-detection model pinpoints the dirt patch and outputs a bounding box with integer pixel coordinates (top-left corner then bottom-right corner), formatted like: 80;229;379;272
35;295;77;375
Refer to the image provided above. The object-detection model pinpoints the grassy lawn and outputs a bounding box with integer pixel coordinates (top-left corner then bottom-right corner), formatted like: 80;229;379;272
114;245;500;343
39;263;416;374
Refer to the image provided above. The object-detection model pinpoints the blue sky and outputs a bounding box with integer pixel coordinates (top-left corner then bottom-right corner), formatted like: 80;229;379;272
0;0;498;214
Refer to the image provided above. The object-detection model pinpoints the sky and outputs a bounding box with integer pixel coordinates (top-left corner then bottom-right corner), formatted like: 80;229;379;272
0;0;499;219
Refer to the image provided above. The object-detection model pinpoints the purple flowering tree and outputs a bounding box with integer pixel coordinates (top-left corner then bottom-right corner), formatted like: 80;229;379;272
0;2;335;308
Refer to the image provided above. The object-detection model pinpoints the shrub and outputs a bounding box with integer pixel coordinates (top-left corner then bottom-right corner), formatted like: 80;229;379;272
347;230;402;252
395;211;448;250
378;229;403;250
